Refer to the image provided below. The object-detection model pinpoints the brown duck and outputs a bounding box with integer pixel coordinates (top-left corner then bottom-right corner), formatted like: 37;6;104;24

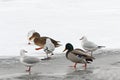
29;32;61;50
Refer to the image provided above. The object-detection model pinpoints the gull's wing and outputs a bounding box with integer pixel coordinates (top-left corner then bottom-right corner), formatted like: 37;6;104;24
23;56;40;64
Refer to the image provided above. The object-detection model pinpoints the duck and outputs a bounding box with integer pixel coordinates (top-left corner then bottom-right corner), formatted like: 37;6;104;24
80;36;105;56
20;49;40;72
63;43;95;69
29;31;61;50
42;38;55;60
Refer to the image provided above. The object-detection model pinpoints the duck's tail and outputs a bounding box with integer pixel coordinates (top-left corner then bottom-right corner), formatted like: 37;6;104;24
55;43;62;47
86;59;93;63
50;39;62;47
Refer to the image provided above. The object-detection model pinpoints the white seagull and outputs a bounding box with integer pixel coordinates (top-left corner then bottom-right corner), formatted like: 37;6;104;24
20;49;40;72
43;38;55;60
80;36;105;56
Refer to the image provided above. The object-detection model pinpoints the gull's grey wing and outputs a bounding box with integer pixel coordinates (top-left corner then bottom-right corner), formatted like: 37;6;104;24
23;56;40;64
83;41;98;49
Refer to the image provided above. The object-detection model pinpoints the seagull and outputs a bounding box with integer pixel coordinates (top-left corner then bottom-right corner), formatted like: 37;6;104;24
63;43;95;69
43;38;55;60
20;49;40;72
80;36;105;56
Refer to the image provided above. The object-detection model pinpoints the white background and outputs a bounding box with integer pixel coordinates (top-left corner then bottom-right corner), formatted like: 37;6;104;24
0;0;120;56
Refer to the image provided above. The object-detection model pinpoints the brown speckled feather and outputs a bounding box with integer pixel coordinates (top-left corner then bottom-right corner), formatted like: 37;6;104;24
34;37;61;48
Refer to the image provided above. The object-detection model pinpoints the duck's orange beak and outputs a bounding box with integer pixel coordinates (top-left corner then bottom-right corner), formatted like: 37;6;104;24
63;48;67;52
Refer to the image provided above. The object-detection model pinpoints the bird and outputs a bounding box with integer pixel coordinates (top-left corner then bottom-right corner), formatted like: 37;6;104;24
20;49;40;72
42;38;55;60
28;31;61;50
63;43;95;69
80;36;105;56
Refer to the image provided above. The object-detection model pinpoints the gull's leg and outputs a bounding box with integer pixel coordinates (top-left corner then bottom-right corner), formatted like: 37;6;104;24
26;66;31;72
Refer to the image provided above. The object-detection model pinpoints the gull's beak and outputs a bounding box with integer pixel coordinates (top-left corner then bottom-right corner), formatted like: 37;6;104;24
25;50;28;53
63;48;67;52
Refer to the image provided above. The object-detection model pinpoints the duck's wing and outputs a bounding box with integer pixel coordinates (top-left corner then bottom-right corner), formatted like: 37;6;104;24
42;36;61;47
34;37;46;46
75;48;86;52
71;49;95;59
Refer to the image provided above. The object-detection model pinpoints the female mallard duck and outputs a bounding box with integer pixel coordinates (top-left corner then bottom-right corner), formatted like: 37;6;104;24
29;31;61;50
63;43;95;69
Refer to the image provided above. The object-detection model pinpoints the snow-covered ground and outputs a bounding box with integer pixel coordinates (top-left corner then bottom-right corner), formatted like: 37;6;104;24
0;0;120;56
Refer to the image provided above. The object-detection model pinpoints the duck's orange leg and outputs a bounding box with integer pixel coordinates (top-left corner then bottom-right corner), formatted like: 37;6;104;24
26;66;31;72
35;47;42;50
69;63;77;69
73;63;77;69
82;63;87;69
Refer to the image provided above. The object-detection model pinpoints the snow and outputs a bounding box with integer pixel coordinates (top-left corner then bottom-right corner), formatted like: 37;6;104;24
0;0;120;56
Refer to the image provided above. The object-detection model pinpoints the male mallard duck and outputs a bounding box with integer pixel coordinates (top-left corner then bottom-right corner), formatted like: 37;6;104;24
63;43;95;69
80;36;105;56
29;32;61;50
20;49;40;72
42;38;55;60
